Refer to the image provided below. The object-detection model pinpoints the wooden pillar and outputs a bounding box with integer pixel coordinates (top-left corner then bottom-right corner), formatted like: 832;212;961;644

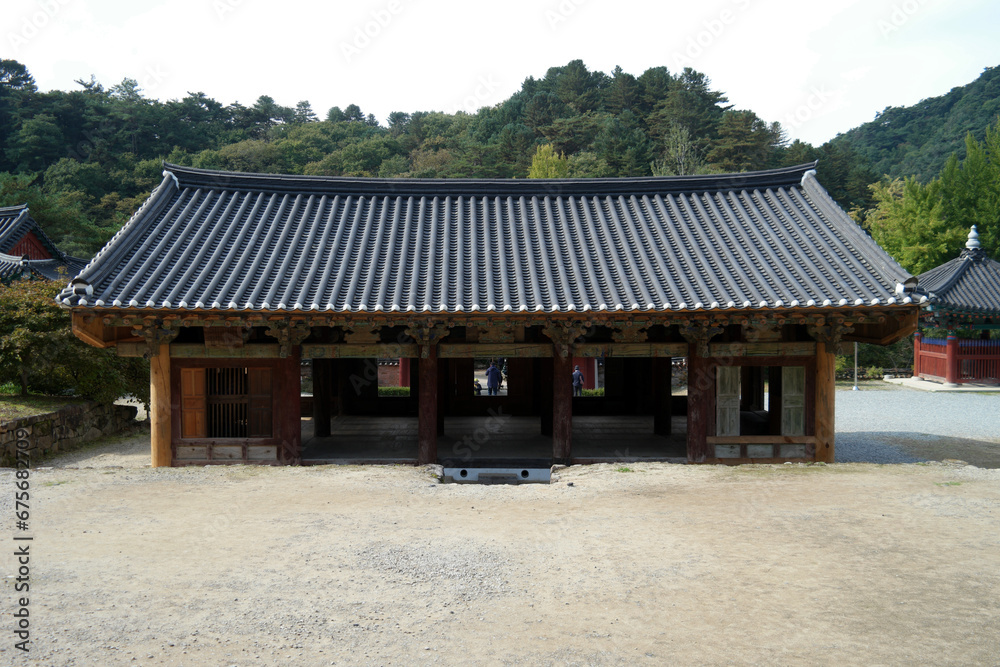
150;344;172;468
281;349;302;463
653;357;672;436
399;357;411;387
945;333;959;386
552;351;573;463
912;332;922;378
418;347;438;465
686;344;713;463
313;358;333;438
814;342;836;463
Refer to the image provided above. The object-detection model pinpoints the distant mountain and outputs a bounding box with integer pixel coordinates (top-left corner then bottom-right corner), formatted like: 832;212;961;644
831;66;1000;181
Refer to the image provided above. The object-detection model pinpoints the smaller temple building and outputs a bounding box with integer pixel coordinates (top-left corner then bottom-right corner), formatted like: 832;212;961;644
0;205;85;282
913;226;1000;386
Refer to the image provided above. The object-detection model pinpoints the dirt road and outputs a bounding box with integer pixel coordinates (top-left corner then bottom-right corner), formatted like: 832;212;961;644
2;441;999;666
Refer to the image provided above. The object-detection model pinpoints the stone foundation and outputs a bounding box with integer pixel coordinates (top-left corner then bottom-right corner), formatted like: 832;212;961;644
1;402;140;466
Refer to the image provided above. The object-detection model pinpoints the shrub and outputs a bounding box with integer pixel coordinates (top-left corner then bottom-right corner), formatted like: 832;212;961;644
0;278;149;406
378;386;410;397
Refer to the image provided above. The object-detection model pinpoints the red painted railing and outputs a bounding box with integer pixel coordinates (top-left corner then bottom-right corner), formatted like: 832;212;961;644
915;334;1000;383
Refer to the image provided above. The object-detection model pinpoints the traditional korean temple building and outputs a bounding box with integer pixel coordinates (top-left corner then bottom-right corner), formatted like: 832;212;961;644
58;163;919;467
913;226;1000;385
0;204;85;282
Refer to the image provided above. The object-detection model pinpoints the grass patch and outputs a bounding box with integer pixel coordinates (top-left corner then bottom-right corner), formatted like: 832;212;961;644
616;466;633;473
378;386;410;397
581;388;605;397
0;395;89;421
935;481;962;487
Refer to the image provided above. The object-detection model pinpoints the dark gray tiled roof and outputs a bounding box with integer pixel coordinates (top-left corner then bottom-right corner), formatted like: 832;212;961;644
917;247;1000;316
60;163;915;314
0;205;81;283
0;253;85;282
0;204;60;256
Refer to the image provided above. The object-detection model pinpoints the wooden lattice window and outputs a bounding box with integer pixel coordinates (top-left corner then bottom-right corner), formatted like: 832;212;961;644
180;367;273;439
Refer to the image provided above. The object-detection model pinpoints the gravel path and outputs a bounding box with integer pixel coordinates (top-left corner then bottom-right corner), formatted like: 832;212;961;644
2;461;998;666
835;384;1000;466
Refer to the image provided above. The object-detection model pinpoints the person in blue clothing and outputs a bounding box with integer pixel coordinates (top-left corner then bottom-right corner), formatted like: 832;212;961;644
572;364;585;397
486;361;503;396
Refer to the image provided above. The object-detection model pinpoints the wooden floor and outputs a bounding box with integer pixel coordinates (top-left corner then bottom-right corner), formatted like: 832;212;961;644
301;415;687;464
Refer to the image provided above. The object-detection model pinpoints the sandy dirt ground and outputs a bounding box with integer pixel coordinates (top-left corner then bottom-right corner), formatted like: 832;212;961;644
2;433;999;666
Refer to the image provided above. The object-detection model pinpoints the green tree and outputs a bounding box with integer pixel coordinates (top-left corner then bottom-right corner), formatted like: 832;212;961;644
6;113;65;171
651;123;711;176
528;144;569;178
706;110;784;172
0;279;149;406
864;177;965;275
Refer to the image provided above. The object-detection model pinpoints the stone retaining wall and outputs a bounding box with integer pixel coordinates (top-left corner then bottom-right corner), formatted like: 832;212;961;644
1;402;139;466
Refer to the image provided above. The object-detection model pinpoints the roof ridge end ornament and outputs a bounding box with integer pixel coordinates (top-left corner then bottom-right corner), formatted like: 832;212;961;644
966;225;981;250
162;169;180;189
800;169;818;187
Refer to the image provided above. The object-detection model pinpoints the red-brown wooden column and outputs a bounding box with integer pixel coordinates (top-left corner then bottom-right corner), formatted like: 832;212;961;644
912;332;923;378
399;357;411;387
552;351;573;463
280;348;303;464
418;346;439;464
945;333;959;386
686;344;713;462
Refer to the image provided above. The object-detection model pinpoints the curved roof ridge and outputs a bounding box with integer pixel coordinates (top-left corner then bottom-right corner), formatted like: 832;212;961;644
162;161;820;198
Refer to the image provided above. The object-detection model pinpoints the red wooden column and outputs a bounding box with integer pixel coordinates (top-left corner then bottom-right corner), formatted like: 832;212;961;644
945;333;960;386
552;351;573;463
686;343;713;463
912;332;922;378
418;346;439;464
399;357;411;387
279;348;303;464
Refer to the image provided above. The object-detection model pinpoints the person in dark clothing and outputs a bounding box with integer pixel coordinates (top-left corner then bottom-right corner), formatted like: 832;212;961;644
572;364;585;397
486;361;503;396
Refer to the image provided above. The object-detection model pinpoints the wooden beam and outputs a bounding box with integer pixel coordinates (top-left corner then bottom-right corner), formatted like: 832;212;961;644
169;343;283;358
438;343;552;358
707;436;817;444
417;346;438;465
301;343;420;359
71;312;115;348
552;352;573;463
814;342;836;463
710;342;816;357
150;343;172;468
573;342;688;358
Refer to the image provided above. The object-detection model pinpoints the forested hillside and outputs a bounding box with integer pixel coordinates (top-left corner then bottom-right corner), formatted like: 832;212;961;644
0;58;875;257
832;66;1000;181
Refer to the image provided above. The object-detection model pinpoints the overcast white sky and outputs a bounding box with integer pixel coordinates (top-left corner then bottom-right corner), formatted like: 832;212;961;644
5;0;1000;145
